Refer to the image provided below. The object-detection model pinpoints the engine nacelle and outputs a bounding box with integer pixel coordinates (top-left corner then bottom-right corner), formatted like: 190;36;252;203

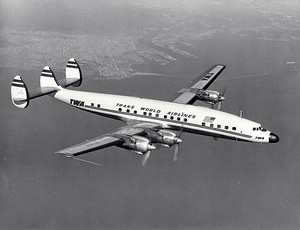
145;129;182;147
195;89;225;105
121;135;156;154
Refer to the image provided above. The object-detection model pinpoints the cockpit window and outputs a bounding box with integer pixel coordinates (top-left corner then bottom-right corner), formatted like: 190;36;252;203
253;127;265;131
259;127;267;132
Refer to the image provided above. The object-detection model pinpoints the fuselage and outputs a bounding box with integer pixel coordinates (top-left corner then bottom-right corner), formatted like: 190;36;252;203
53;88;279;143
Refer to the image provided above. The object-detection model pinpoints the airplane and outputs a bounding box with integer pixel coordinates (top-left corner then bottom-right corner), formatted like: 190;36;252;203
11;58;279;166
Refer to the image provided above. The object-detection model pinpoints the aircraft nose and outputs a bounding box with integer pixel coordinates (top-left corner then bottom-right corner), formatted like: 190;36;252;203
269;133;279;143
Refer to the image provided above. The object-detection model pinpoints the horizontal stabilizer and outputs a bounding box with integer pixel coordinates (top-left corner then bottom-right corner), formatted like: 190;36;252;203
11;76;29;108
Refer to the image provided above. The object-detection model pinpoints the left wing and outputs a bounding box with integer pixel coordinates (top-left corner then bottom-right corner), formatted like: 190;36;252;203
55;123;162;157
172;64;226;104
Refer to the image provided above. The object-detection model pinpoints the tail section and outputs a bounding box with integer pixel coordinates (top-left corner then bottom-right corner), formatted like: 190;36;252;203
40;66;60;88
11;76;29;108
11;58;82;109
61;58;82;87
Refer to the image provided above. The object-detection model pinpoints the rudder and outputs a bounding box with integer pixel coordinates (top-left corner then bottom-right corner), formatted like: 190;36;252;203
11;76;29;108
40;66;60;88
61;58;82;87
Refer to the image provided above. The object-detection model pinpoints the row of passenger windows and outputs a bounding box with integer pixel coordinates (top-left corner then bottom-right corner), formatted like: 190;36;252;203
118;108;189;122
164;115;188;122
90;103;101;108
202;122;237;131
92;105;237;131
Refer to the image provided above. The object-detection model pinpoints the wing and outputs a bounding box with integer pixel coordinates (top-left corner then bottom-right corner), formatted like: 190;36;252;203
172;64;226;104
55;122;162;157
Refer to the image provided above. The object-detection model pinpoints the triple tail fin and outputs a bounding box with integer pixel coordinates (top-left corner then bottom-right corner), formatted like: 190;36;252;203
11;76;29;108
11;58;83;109
60;58;82;87
40;66;60;89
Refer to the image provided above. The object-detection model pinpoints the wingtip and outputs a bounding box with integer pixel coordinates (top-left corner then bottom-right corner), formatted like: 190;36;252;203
54;151;74;158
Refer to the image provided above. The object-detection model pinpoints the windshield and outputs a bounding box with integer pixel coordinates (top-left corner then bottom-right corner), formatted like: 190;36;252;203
259;127;267;132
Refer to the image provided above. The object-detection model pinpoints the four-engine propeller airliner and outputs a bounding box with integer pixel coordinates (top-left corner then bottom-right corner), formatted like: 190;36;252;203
11;58;279;166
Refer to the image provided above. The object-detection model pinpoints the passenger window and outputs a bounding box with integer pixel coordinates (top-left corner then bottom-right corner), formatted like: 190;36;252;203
91;103;94;107
184;118;187;122
164;115;167;119
225;126;228;130
149;113;152;116
97;104;100;108
127;109;130;113
177;117;180;121
232;127;236;131
143;112;147;116
210;124;214;128
119;108;122;112
155;114;159;118
134;110;137;114
217;125;221;128
170;116;174;120
202;122;205;126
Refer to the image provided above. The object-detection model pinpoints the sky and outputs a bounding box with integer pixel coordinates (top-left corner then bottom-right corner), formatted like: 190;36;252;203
1;1;300;230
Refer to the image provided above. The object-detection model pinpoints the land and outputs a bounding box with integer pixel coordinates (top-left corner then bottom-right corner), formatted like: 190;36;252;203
1;0;300;79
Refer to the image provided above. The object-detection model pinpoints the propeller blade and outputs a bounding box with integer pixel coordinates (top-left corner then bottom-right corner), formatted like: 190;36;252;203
178;126;184;138
217;86;227;111
217;101;222;111
173;144;180;161
142;151;151;167
222;85;227;96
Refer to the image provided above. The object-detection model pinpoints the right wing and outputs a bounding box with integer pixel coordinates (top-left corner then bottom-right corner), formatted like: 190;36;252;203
55;135;123;157
55;123;161;157
172;64;226;104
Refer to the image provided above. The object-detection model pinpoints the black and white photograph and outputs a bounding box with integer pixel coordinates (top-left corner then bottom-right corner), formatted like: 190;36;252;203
1;0;300;229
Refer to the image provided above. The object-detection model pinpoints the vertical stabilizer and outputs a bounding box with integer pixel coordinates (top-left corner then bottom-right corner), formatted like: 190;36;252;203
65;58;82;87
11;76;29;108
40;66;59;88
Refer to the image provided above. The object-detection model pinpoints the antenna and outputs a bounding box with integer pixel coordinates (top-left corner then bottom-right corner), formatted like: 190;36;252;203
239;110;243;118
72;157;103;167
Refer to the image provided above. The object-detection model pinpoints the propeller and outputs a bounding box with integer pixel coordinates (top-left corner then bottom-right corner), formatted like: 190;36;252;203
216;86;227;111
141;150;151;167
173;127;183;161
141;143;156;167
173;144;180;161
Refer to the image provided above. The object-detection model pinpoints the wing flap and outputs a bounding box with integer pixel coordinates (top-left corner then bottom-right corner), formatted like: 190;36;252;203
172;91;197;104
